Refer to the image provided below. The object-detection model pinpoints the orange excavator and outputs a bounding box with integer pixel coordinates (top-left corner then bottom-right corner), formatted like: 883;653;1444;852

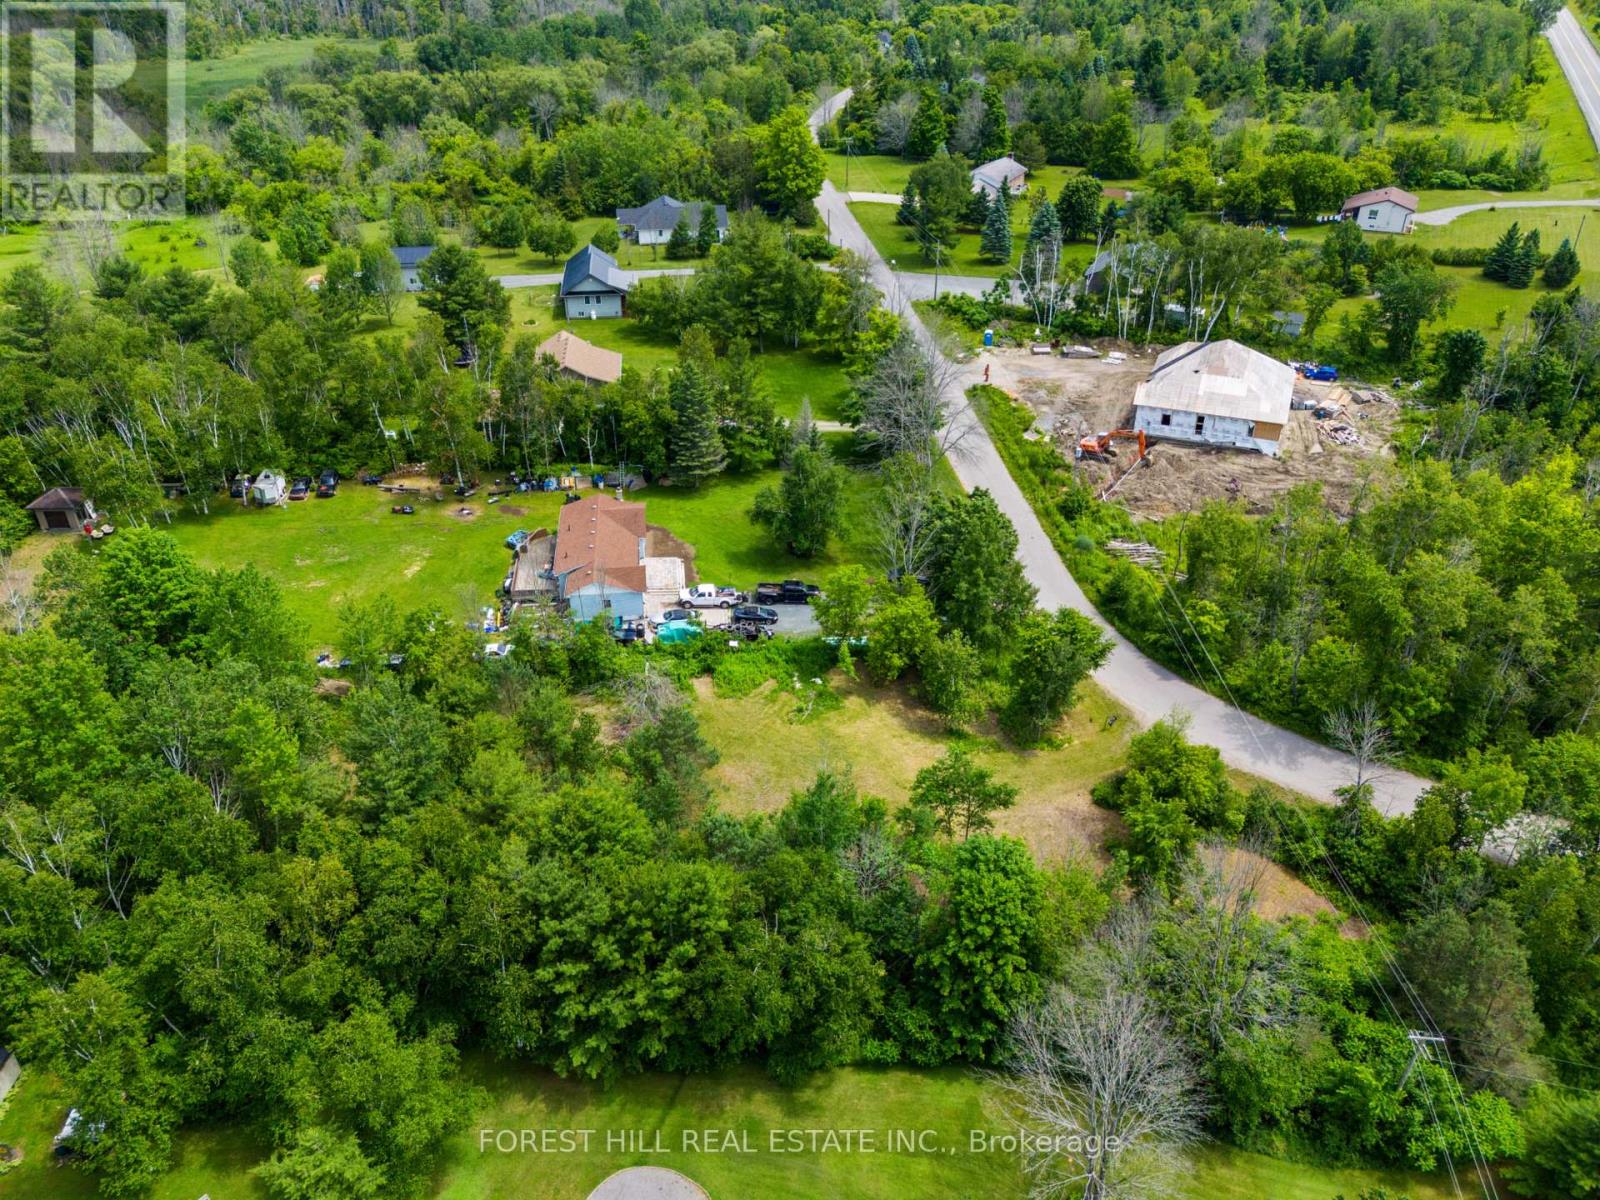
1076;428;1147;462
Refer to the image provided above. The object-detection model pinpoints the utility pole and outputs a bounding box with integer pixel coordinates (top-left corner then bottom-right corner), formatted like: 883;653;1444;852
1397;1031;1448;1093
843;135;853;191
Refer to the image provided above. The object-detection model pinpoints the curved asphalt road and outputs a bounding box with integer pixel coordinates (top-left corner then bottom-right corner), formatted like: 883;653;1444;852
809;91;1428;815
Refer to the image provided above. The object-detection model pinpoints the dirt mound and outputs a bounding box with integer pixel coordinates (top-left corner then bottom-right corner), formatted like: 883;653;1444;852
646;524;697;582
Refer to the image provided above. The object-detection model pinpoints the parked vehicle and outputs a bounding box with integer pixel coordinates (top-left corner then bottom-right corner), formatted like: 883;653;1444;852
228;474;251;499
612;618;647;644
315;469;339;497
732;605;780;626
289;477;312;500
679;583;746;608
730;620;775;641
358;472;383;485
754;579;822;605
1297;362;1339;382
505;529;530;551
652;607;697;626
481;642;514;659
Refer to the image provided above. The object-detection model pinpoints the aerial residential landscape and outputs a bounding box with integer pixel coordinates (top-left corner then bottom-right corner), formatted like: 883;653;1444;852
1;0;1599;1198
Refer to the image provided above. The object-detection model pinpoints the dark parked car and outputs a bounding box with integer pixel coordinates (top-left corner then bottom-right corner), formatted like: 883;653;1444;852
288;477;312;500
316;470;339;497
358;472;383;485
732;605;780;626
652;607;696;626
228;474;251;499
755;579;822;605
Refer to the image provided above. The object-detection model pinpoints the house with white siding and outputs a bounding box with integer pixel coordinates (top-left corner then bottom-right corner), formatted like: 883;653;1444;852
1132;340;1294;457
1339;187;1418;235
615;196;728;247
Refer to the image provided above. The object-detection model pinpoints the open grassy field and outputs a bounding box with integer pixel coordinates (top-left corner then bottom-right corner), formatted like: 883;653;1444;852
0;1056;1464;1200
697;673;1130;863
185;38;380;114
140;433;878;646
848;200;1103;280
1298;204;1600;340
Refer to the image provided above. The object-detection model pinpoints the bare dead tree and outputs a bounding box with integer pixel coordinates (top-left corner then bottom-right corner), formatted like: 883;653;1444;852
1161;842;1298;1054
855;329;971;467
1000;983;1206;1200
1325;697;1394;795
874;451;940;580
0;552;44;635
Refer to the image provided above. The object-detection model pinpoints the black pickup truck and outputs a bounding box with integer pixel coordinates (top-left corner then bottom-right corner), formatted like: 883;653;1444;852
754;579;822;605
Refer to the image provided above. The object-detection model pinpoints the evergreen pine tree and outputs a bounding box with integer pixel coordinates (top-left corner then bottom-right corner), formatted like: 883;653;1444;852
980;195;1014;263
1023;201;1062;264
1544;236;1581;288
666;210;695;260
897;182;920;227
694;206;717;257
1484;221;1521;282
669;361;727;486
906;88;949;159
1508;228;1539;289
976;85;1010;160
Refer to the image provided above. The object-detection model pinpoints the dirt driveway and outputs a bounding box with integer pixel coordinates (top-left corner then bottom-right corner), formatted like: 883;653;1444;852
986;346;1400;519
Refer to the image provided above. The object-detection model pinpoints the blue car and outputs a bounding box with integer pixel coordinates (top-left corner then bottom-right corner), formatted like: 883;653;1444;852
1302;363;1339;382
505;529;530;551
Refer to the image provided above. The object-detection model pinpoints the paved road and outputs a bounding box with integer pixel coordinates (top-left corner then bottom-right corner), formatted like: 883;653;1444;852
1549;8;1600;156
1413;197;1600;226
809;91;1429;814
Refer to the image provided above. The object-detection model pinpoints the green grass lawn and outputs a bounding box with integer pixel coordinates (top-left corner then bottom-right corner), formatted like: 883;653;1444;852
848;200;1101;280
142;433;875;646
184;38;379;114
1303;205;1600;340
157;485;565;646
0;1058;1463;1200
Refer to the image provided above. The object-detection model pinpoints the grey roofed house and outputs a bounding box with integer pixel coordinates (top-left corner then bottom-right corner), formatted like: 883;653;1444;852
614;196;729;246
969;155;1028;197
560;244;631;319
390;244;435;292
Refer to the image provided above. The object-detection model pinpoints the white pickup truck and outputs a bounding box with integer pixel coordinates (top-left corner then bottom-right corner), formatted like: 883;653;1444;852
679;583;746;608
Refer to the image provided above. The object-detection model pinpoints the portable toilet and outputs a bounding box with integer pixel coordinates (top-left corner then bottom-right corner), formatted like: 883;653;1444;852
983;328;994;347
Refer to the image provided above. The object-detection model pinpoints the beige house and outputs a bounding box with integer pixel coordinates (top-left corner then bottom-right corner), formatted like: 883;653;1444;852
1132;340;1294;457
538;330;623;385
25;487;95;533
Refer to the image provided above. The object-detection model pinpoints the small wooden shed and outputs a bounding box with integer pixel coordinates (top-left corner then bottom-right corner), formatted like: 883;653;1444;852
25;487;95;533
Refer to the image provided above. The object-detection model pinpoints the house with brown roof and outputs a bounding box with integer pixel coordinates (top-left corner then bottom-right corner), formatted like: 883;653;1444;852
551;494;651;621
1339;186;1419;234
25;486;95;533
538;330;623;385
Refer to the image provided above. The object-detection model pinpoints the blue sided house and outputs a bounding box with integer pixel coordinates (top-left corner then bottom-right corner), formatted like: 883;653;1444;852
559;244;630;319
552;493;649;621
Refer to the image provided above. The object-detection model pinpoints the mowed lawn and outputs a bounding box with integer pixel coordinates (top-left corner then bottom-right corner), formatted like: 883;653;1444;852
152;435;882;647
0;1058;1463;1200
1298;205;1600;339
849;199;1103;280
